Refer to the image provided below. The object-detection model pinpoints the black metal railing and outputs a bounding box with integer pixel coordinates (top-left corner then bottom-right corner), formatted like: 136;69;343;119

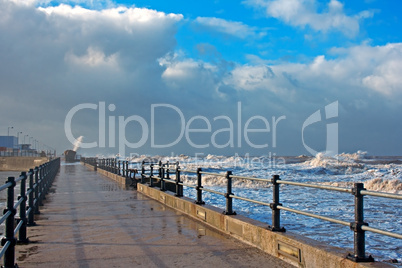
0;151;55;157
84;158;402;263
0;158;60;267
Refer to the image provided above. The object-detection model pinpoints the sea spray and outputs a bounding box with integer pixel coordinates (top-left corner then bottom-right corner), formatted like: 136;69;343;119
73;136;83;152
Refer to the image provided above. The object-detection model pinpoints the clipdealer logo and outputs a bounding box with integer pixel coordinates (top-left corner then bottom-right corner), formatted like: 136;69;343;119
64;101;338;157
302;101;339;157
64;102;286;156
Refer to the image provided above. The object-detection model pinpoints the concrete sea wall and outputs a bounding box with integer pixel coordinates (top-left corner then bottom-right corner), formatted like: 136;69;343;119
0;157;49;171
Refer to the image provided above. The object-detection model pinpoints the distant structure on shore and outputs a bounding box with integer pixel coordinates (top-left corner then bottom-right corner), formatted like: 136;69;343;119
64;136;83;163
64;150;78;162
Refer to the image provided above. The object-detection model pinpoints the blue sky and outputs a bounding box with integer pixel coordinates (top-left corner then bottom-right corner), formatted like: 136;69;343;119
0;0;401;157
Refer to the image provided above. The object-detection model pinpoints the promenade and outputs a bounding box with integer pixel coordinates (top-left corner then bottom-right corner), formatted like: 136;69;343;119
16;163;290;267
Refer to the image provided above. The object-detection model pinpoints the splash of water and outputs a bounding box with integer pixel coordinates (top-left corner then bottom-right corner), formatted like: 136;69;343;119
73;136;83;152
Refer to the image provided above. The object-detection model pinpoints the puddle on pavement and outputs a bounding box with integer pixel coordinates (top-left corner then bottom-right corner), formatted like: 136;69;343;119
17;245;39;261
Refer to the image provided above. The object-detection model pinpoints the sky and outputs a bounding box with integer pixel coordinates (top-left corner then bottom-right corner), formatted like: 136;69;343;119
0;0;401;157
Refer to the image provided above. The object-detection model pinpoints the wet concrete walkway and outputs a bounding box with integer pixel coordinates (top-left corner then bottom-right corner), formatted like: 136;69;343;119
17;163;290;267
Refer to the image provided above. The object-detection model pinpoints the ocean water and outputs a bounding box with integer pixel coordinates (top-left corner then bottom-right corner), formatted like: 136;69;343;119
129;151;402;265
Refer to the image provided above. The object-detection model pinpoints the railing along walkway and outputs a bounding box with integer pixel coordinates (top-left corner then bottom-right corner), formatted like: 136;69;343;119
16;163;289;267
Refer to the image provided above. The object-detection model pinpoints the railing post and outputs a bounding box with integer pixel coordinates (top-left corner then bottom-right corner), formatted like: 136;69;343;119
195;168;205;205
141;161;146;184
125;161;129;178
347;183;374;262
166;162;170;191
34;167;40;214
159;161;165;191
223;171;236;215
28;169;35;226
18;172;29;243
38;166;44;206
270;175;285;232
150;164;154;187
175;162;183;197
2;177;17;268
43;163;49;197
118;160;122;175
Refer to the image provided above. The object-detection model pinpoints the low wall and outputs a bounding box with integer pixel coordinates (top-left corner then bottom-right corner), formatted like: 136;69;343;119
0;157;49;171
84;163;391;268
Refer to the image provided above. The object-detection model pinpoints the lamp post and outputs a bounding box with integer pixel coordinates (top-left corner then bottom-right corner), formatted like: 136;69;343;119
7;126;13;136
24;135;28;144
17;132;22;151
17;131;22;144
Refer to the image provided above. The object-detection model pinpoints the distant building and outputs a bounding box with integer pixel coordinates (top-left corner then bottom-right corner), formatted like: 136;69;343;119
0;136;18;150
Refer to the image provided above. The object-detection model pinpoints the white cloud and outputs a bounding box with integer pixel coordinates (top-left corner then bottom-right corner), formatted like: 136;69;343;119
224;43;402;100
224;65;275;90
0;0;183;152
243;0;373;37
194;16;265;39
65;46;118;67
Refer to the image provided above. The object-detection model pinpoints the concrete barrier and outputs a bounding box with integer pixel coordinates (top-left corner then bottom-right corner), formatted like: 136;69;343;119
0;157;49;171
84;163;392;268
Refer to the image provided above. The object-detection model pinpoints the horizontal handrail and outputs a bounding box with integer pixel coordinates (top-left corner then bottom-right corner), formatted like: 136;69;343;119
179;169;197;173
0;182;13;192
360;190;402;200
91;157;402;263
181;182;197;189
230;194;271;206
0;242;10;259
277;205;351;227
278;180;353;193
361;225;402;240
0;211;12;225
199;171;225;177
163;178;176;184
0;157;60;267
230;175;272;183
13;197;24;210
202;187;225;196
15;175;25;183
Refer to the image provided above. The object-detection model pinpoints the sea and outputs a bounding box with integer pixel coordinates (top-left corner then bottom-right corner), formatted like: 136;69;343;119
1;151;401;265
129;151;401;265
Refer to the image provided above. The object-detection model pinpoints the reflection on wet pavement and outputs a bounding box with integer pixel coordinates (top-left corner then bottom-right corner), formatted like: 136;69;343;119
15;163;290;267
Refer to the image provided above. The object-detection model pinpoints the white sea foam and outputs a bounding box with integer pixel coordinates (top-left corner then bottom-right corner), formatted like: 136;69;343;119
132;152;402;193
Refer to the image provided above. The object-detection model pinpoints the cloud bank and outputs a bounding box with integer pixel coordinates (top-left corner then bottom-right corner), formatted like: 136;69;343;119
0;0;400;156
243;0;373;37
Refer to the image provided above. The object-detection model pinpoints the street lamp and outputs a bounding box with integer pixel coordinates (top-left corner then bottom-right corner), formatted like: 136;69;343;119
17;132;22;151
7;126;13;136
17;131;22;144
24;135;29;144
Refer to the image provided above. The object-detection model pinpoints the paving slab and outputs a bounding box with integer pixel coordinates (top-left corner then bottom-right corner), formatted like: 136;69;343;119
16;163;292;267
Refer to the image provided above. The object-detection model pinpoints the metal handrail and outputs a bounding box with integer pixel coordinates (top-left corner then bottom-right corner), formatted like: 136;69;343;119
93;158;402;263
277;205;351;227
360;190;402;200
230;175;272;183
361;225;402;240
0;157;60;267
199;171;225;177
203;187;226;196
278;180;353;193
